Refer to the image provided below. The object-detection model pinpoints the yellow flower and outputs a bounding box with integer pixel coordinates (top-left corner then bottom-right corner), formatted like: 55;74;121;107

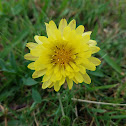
24;19;101;92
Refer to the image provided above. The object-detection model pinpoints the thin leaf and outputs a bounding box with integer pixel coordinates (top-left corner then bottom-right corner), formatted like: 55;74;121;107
90;69;105;77
90;108;106;113
0;58;15;73
32;88;42;103
98;50;122;74
111;115;126;119
23;77;38;86
87;84;118;91
9;52;18;71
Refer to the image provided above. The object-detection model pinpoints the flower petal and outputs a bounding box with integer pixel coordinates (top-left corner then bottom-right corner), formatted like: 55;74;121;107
54;82;60;92
30;45;43;56
45;20;57;38
48;83;54;88
32;69;46;78
59;77;65;86
81;31;92;43
83;73;91;84
34;35;48;44
66;77;73;89
54;29;62;40
42;74;51;82
27;62;35;70
26;42;37;50
56;71;62;81
89;46;100;54
34;59;46;71
77;51;92;58
82;31;92;37
75;72;84;83
73;78;78;84
65;64;73;72
63;26;71;39
34;36;42;44
50;73;58;82
24;53;38;61
83;59;96;71
78;65;86;74
76;25;84;35
42;80;52;89
68;19;76;30
88;57;101;66
59;19;67;35
60;66;66;76
49;20;57;30
88;40;97;46
69;62;79;72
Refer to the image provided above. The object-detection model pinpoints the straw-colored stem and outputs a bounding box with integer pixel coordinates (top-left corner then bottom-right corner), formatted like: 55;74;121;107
71;98;126;106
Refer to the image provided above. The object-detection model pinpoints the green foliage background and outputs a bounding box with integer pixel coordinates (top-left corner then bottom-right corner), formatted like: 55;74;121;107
0;0;126;125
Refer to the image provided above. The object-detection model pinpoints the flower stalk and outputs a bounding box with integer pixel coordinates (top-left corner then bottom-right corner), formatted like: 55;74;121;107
57;93;65;116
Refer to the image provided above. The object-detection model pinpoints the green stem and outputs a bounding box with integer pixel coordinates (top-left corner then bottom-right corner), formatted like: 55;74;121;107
57;93;65;116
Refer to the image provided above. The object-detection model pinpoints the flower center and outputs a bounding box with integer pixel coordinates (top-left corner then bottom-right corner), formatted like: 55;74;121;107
51;45;73;65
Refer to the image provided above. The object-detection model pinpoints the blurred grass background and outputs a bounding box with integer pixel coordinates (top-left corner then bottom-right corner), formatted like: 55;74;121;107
0;0;126;125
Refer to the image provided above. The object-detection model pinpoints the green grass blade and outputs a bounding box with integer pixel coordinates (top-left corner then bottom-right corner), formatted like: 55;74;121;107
98;50;122;74
87;84;118;92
